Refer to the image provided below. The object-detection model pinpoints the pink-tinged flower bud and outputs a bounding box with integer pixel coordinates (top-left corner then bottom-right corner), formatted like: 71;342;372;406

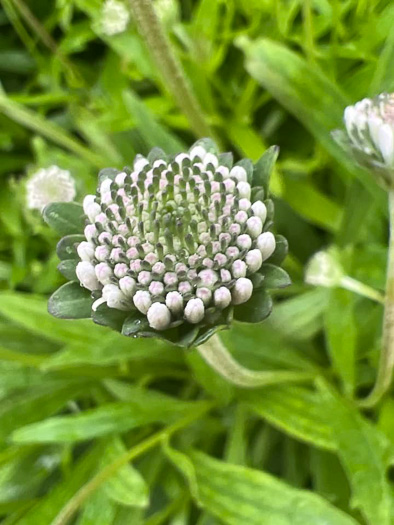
179;281;193;294
220;269;231;282
251;201;267;222
184;298;205;324
95;245;110;262
232;277;253;305
237;234;252;250
147;302;171;330
152;262;165;275
166;291;183;314
164;272;178;286
234;211;248;224
119;276;136;296
198;269;218;288
237;181;251;199
138;271;152;286
84;224;97;242
246;216;263;238
114;263;128;278
76;261;100;291
214;287;232;309
149;281;165;296
230;166;247;182
245;249;263;273
196;287;212;305
102;284;129;310
216;165;229;178
239;198;251;211
95;262;113;285
77;241;95;262
232;259;247;278
256;232;276;261
133;290;152;314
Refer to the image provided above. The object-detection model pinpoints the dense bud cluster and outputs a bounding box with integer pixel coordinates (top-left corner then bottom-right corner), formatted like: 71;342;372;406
101;0;130;36
75;144;276;331
26;165;76;211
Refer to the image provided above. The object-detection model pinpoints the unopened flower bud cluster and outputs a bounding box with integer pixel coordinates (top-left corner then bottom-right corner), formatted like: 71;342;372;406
76;146;276;331
344;93;394;170
101;0;130;36
27;165;76;211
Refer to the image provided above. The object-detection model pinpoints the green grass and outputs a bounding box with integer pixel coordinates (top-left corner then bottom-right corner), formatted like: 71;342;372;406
0;0;394;523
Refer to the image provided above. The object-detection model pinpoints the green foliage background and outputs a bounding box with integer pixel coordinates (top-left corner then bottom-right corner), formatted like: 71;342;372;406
0;0;394;523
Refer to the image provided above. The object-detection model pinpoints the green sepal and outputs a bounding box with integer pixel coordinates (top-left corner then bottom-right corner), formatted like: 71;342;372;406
253;145;279;194
122;313;149;336
235;158;253;184
58;260;77;281
92;303;129;331
148;147;167;164
260;263;291;288
251;187;265;202
56;234;84;261
250;272;265;290
43;202;85;235
189;138;219;155
218;152;234;169
268;235;288;265
98;168;119;186
233;290;273;323
48;282;93;319
264;199;275;224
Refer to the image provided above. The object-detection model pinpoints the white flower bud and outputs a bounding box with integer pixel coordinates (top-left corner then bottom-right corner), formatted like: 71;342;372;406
232;260;247;278
76;261;100;291
231;277;253;305
115;172;127;186
239;198;251;211
379;123;394;166
102;284;129;310
166;291;183;314
95;245;110;262
133;290;152;314
134;156;149;172
305;250;344;287
203;153;219;168
216;166;229;178
245;249;263;273
85;202;101;222
196;287;212;305
179;281;193;294
138;271;152;286
246;216;263;238
198;269;218;288
100;178;112;194
84;224;97;242
236;234;252;250
230;166;247;182
77;241;95;262
237;181;251;199
256;232;276;261
251;201;267;222
214;287;232;309
149;281;165;295
184;298;205;324
189;145;207;159
119;276;136;296
114;263;128;278
164;272;178;286
147;302;171;330
234;211;248;224
95;262;113;285
83;195;96;214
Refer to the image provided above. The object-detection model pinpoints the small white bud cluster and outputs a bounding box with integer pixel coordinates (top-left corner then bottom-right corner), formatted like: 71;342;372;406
344;93;394;169
101;0;130;36
26;165;76;211
305;250;344;288
75;145;277;331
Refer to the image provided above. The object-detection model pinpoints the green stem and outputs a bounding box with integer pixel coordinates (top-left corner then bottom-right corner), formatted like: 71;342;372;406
51;402;213;525
197;334;315;388
340;276;385;304
359;190;394;408
128;0;211;138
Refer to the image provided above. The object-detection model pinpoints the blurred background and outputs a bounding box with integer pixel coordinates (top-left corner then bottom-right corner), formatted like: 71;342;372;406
0;0;394;524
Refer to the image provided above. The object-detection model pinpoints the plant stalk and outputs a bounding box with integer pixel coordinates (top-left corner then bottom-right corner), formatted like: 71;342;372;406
359;189;394;408
197;334;315;388
128;0;211;139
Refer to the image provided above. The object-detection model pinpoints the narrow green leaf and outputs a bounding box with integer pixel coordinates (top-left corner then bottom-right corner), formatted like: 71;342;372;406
77;487;116;525
253;145;279;194
43;202;85;235
48;282;93;319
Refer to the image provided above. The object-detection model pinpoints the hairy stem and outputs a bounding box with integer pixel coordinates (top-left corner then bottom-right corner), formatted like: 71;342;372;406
128;0;211;138
197;334;315;388
359;190;394;408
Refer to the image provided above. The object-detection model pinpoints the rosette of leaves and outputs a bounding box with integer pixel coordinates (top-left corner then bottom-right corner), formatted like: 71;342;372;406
44;139;290;348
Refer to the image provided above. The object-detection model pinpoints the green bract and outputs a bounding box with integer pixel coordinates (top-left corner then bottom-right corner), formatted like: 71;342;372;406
44;139;290;347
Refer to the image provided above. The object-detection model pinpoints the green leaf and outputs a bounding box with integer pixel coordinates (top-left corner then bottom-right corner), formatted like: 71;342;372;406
122;313;148;336
318;380;392;525
48;282;93;319
43;202;85;235
268;235;288;265
253;145;279;194
92;303;129;331
58;259;77;281
260;264;291;289
102;437;149;508
241;385;336;451
190;138;218;155
77;487;116;525
12;394;208;444
56;234;84;260
234;290;272;323
179;450;359;525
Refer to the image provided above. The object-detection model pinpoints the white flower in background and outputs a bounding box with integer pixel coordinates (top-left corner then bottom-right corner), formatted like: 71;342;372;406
75;144;277;331
101;0;130;36
305;250;344;288
154;0;179;26
26;165;76;211
344;93;394;169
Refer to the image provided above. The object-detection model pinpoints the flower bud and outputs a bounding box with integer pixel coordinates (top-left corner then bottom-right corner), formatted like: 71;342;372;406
147;302;171;330
184;298;205;324
231;278;253;305
133;290;152;314
166;291;183;314
95;262;113;285
76;261;100;291
256;232;276;261
214;287;232;309
251;201;267;222
245;249;263;273
119;276;136;296
77;241;95;262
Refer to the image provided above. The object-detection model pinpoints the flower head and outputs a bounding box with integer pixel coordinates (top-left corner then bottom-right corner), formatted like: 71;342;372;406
46;140;289;347
305;250;344;288
101;0;130;36
335;93;394;188
26;165;76;211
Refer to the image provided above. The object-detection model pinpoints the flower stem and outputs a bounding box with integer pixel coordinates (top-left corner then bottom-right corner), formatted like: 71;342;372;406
359;189;394;408
197;334;315;388
128;0;211;138
340;276;385;304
